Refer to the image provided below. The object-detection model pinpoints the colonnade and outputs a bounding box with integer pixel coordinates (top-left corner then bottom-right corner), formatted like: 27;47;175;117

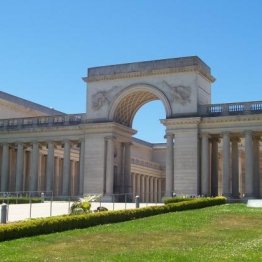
201;131;261;198
0;140;84;196
132;172;163;202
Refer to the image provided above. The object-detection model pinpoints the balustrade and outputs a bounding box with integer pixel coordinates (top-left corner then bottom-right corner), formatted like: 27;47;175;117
131;157;163;171
0;113;86;131
199;101;262;117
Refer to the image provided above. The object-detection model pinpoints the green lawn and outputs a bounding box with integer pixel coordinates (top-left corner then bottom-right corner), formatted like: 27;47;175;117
0;204;262;261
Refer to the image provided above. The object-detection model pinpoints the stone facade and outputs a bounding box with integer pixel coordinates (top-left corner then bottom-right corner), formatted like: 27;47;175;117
0;56;261;200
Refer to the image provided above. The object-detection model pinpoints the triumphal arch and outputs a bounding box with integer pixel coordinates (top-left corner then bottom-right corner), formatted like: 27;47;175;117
0;56;261;200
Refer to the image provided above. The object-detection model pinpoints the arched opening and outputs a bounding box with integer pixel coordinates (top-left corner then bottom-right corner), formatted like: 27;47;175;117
109;83;171;127
133;100;165;143
109;84;169;202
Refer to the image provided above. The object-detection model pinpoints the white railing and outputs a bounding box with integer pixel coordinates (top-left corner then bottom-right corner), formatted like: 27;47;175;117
199;101;262;116
0;113;86;131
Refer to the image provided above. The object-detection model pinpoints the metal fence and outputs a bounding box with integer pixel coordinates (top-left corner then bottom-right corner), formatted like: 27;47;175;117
0;191;165;223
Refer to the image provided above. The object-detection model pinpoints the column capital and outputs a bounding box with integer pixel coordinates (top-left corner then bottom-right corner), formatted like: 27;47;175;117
211;136;220;143
124;141;132;146
1;142;9;146
46;140;55;144
244;130;253;136
15;142;24;150
30;141;39;148
230;136;241;143
105;136;116;141
62;139;74;148
200;132;210;139
253;135;261;142
14;141;23;145
78;137;85;143
164;133;174;139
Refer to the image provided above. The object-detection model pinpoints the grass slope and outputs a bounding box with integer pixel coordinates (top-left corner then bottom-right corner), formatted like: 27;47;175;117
0;204;262;261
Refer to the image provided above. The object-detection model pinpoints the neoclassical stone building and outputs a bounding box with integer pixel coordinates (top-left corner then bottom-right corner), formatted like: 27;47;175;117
0;56;261;200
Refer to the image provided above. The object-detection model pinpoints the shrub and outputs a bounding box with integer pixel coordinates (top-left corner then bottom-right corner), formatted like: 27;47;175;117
164;197;194;205
70;200;91;214
0;197;41;204
0;197;226;242
96;206;108;212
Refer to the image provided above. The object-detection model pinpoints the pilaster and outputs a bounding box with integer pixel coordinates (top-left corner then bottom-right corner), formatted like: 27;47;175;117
1;143;9;192
165;133;174;196
201;133;210;196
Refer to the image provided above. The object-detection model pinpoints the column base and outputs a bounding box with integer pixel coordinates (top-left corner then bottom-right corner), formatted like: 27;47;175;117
243;193;255;199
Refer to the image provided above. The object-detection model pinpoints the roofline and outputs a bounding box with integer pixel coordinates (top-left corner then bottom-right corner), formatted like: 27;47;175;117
0;91;65;116
85;56;215;83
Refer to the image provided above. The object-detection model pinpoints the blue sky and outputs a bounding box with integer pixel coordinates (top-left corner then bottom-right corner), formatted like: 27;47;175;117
0;0;261;142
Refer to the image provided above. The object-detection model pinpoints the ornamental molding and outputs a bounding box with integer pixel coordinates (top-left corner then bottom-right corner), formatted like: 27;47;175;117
162;117;201;127
162;81;191;105
201;114;262;125
87;65;215;83
91;86;122;111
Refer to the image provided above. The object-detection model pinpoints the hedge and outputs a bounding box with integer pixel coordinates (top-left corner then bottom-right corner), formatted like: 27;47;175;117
164;197;195;205
0;197;226;242
0;197;41;204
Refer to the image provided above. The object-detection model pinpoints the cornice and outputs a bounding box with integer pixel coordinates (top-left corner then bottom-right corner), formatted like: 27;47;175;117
162;117;201;126
86;65;215;83
201;114;262;125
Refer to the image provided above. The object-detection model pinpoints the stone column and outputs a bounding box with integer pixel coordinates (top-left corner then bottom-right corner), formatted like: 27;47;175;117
157;178;162;202
105;137;114;195
62;140;71;196
211;137;219;196
145;176;149;202
222;132;230;196
1;143;9;192
253;136;260;198
124;142;132;194
150;177;154;202
15;143;24;192
201;133;210;196
165;133;174;196
153;178;157;202
245;131;254;197
29;141;39;192
132;173;136;199
137;174;141;197
140;175;145;202
79;139;85;196
231;137;240;198
71;160;76;195
54;156;61;195
46;141;55;193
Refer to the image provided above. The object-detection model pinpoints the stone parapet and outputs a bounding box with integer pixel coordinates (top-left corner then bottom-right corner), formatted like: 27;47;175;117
86;56;215;83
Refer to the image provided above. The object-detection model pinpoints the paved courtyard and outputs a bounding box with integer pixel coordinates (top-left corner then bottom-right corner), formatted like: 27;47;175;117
3;201;162;223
